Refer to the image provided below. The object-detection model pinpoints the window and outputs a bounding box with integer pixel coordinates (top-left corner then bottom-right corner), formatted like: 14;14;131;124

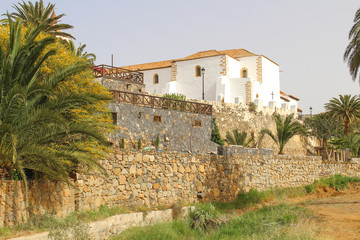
195;66;202;77
241;68;248;78
153;74;159;84
153;115;162;123
112;112;117;125
194;120;202;127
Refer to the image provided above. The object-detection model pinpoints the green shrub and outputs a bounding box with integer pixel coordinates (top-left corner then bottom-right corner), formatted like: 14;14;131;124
304;184;314;194
233;189;266;209
163;93;186;101
188;204;226;232
154;134;160;150
211;118;224;146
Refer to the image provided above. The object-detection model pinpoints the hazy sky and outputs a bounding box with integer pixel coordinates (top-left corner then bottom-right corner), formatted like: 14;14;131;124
1;0;359;114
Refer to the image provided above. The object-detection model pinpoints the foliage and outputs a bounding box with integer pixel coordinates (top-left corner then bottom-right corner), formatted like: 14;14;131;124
111;204;314;240
162;93;186;101
66;40;96;63
324;94;360;135
4;0;74;39
305;174;360;192
344;7;360;82
48;220;90;240
261;113;305;154
304;113;343;147
328;133;360;156
225;129;253;147
210;118;224;146
0;16;112;205
154;134;160;150
188;204;226;232
247;102;256;112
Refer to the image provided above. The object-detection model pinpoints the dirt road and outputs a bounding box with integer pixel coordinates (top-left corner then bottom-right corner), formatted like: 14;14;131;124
303;186;360;240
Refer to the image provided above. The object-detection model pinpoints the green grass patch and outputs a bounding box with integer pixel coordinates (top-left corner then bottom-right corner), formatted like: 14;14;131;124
306;174;360;193
111;204;314;240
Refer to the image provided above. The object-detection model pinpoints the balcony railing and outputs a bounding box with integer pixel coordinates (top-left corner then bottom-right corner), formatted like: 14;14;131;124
93;64;144;84
111;90;212;115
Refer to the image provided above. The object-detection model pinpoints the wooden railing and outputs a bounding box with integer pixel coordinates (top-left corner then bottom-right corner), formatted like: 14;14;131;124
93;65;144;84
111;90;212;115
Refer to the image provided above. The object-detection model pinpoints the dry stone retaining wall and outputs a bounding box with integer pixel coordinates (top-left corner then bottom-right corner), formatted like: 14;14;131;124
2;148;360;227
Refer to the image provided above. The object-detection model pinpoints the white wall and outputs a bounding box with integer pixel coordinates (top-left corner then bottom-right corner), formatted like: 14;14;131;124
258;57;280;107
175;56;222;101
237;56;258;80
142;68;172;94
227;56;241;78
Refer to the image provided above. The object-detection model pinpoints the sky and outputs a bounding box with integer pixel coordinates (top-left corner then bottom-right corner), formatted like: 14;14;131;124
1;0;359;114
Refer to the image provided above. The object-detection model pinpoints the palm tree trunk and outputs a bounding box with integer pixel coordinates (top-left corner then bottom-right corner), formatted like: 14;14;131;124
344;118;350;135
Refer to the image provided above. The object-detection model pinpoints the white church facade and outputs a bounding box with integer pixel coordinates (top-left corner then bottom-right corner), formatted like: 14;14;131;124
122;49;299;112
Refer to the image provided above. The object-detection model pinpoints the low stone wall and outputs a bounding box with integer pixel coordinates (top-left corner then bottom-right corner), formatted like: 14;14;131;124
9;207;190;240
2;148;360;227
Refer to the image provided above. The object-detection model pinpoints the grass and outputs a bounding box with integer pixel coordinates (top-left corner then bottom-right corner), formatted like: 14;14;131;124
304;174;360;193
0;205;130;238
111;204;315;240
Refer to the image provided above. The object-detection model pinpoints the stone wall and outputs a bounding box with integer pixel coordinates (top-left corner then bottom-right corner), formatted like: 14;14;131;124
212;102;307;155
109;102;217;153
3;148;360;227
97;77;145;93
0;181;74;228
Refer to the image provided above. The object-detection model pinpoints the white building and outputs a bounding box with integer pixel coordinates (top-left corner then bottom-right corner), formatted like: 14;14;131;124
122;49;299;110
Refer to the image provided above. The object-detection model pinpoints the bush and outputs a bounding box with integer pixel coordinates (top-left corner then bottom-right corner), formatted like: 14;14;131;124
162;93;186;101
233;189;266;209
188;204;226;232
211;118;224;146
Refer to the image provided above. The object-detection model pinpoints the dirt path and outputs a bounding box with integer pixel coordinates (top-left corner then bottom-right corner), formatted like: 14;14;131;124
301;186;360;240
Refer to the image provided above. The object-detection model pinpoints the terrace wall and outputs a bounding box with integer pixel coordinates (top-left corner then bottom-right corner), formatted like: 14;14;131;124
109;102;217;153
2;148;360;227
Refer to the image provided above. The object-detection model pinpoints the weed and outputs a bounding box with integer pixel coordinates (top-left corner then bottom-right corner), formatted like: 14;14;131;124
188;203;227;232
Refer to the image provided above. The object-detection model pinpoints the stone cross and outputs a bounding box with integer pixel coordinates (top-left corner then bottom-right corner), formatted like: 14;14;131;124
271;91;274;100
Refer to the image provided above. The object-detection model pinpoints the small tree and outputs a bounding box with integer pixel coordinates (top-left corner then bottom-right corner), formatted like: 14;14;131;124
211;118;224;146
304;113;343;147
225;129;253;147
261;113;305;154
154;134;160;150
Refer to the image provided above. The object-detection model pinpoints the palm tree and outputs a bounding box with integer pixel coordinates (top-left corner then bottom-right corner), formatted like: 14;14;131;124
4;0;74;39
324;95;360;136
67;40;96;63
344;8;360;82
225;129;253;147
0;17;109;205
261;113;304;154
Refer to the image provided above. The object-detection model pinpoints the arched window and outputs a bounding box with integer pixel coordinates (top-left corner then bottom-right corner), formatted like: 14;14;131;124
195;66;202;77
241;67;248;78
153;74;159;84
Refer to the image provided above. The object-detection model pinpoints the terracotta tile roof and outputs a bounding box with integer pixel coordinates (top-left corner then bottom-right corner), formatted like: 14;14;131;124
280;91;300;101
280;96;290;102
218;49;257;58
297;107;303;112
121;60;173;71
121;49;264;71
179;50;224;61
